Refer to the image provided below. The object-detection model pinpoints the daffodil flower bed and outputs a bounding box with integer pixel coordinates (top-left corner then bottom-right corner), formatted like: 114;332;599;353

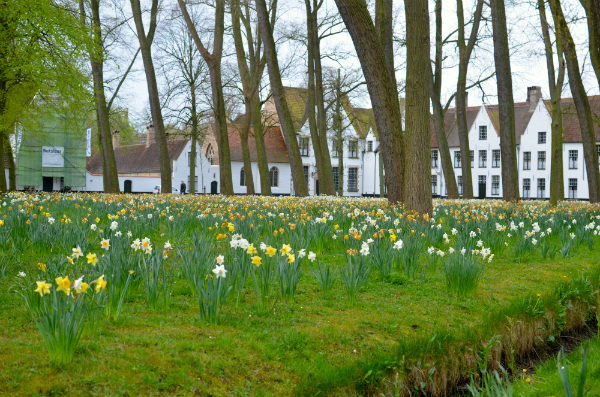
0;193;600;396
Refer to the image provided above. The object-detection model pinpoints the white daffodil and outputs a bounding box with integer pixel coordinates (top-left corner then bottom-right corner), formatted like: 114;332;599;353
212;264;227;278
308;251;317;262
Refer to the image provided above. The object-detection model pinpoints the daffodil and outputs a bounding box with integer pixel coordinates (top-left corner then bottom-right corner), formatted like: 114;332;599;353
86;252;98;266
73;276;89;294
34;281;52;296
251;256;262;266
72;246;83;259
280;244;292;256
100;239;110;250
287;254;295;263
55;276;71;295
247;244;257;255
266;246;277;257
95;275;107;293
212;264;227;278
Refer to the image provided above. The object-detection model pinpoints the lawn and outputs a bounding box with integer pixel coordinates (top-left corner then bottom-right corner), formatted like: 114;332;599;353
0;194;598;396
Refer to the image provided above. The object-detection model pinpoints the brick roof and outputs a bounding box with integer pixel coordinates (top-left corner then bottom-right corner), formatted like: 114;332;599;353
86;140;189;175
202;124;289;165
543;96;600;143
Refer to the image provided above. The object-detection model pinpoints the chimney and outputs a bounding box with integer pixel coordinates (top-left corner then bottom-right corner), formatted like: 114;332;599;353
454;92;468;119
146;124;155;147
124;108;129;122
112;130;120;149
527;86;542;111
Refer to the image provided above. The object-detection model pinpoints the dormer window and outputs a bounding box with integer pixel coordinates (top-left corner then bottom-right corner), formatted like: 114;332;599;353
367;141;373;152
349;140;358;158
479;126;487;140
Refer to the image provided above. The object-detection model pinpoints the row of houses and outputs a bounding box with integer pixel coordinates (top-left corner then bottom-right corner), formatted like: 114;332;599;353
9;86;600;200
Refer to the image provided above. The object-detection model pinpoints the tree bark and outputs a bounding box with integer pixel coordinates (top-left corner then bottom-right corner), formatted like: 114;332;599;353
455;0;483;199
0;79;7;192
404;0;432;214
231;0;271;195
85;0;120;193
549;0;600;202
333;0;404;204
309;0;334;195
130;0;172;194
256;0;308;196
431;0;459;199
374;0;402;201
579;0;600;89
491;0;519;202
538;0;564;206
178;0;233;195
189;85;198;194
305;0;327;196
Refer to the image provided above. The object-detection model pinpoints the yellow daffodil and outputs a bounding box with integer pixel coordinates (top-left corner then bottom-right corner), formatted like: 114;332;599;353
280;244;292;256
95;275;107;293
38;263;46;272
266;246;277;257
247;244;257;255
86;252;98;266
287;254;295;264
34;281;52;296
55;276;71;295
251;256;262;266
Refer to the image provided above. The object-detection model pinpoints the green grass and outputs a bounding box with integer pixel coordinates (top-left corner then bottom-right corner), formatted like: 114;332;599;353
0;195;599;396
511;337;600;397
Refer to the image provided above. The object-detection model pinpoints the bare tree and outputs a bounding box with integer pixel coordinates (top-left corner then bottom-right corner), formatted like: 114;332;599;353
491;0;519;201
158;9;211;195
549;0;600;202
455;0;484;199
130;0;172;193
538;0;565;206
333;0;404;204
256;0;308;196
178;0;234;195
579;0;600;89
231;0;271;195
404;0;432;214
430;0;458;199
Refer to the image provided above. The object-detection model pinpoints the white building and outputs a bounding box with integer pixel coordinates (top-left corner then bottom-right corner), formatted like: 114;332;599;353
431;87;600;200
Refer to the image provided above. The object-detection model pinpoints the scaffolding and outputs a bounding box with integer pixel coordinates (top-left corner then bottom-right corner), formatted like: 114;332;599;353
17;111;86;189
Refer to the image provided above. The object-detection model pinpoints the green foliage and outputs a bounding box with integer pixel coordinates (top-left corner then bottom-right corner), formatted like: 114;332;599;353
442;253;485;296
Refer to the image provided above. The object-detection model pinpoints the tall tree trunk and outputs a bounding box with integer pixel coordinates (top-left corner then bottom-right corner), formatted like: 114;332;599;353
178;0;233;195
84;0;120;193
431;0;458;199
378;152;384;196
538;0;564;206
239;120;256;195
374;0;403;201
404;0;432;214
309;0;334;195
256;0;308;196
334;70;344;196
252;96;271;195
189;86;198;195
456;0;484;199
130;0;172;194
549;0;600;202
333;0;404;204
0;79;7;192
491;0;519;202
579;0;600;89
305;0;326;196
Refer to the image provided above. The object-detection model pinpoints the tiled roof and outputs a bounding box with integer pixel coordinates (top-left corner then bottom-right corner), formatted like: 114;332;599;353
341;96;377;139
86;140;189;175
543;96;600;143
430;106;480;148
485;101;536;144
263;87;310;132
202;124;289;165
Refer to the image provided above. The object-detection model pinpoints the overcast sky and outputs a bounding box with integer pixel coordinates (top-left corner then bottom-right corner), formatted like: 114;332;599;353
110;0;598;129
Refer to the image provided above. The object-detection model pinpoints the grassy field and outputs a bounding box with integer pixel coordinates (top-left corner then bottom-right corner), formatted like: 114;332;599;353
0;194;599;396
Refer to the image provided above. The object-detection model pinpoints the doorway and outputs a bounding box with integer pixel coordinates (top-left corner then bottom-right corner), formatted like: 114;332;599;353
124;180;132;193
211;181;218;194
478;182;486;199
42;177;53;192
315;179;319;195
